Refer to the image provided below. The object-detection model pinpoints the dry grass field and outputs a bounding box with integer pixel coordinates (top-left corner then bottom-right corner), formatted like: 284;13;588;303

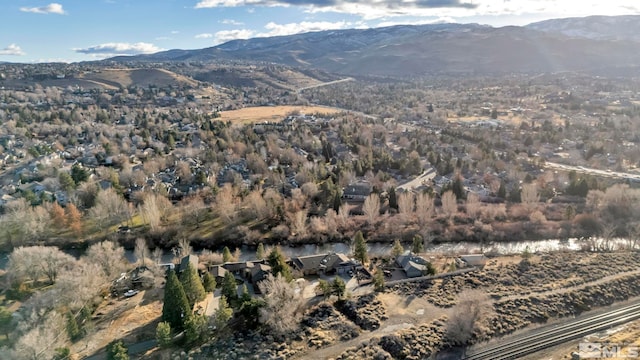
79;68;199;89
218;105;343;124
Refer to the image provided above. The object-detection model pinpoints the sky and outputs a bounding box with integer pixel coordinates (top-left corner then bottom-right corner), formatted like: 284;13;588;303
1;0;639;63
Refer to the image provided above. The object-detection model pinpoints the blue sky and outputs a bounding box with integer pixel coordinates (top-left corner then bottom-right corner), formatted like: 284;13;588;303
1;0;639;63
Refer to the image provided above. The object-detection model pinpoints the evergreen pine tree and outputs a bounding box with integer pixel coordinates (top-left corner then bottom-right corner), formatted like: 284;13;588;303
162;270;191;330
373;270;385;292
412;234;424;254
156;322;172;348
267;247;293;281
353;231;368;264
179;263;206;308
202;272;216;293
221;271;238;304
66;311;81;341
222;246;232;263
214;295;233;332
332;277;346;299
391;239;404;258
106;340;129;360
256;243;265;260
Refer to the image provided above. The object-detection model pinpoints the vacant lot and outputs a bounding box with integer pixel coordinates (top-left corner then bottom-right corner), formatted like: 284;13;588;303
218;105;342;124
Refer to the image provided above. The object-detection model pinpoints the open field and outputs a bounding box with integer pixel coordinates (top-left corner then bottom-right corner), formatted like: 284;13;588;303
218;105;343;124
80;68;199;89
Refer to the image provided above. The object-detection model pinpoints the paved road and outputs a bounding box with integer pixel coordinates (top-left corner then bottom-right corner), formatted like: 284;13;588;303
297;77;353;92
544;161;640;182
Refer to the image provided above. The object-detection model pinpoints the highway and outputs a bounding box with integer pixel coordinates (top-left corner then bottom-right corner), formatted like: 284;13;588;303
544;161;640;182
296;77;353;92
463;301;640;360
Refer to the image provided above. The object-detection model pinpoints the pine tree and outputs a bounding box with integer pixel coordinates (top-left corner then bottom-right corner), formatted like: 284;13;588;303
66;311;81;341
202;272;216;293
214;295;233;332
256;243;265;260
222;246;232;263
412;234;424;254
240;283;251;303
373;270;385;292
353;231;368;264
332;277;346;299
221;271;238;304
179;263;206;308
267;246;293;282
162;270;191;330
391;239;404;258
156;322;172;348
106;340;129;360
184;313;206;345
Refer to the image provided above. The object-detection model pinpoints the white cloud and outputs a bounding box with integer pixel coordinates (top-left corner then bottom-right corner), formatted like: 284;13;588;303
0;44;25;56
214;29;256;44
195;33;215;39
195;0;640;20
20;3;66;14
260;20;351;37
73;42;163;57
171;30;180;34
221;19;244;25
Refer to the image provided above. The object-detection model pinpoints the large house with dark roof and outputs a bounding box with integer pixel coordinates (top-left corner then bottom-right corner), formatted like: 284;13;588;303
396;251;431;278
291;253;360;276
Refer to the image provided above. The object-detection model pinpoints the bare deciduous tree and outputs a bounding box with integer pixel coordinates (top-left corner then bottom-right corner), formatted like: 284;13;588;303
363;193;381;224
466;193;482;219
445;289;493;345
7;246;75;285
415;192;434;227
258;274;304;335
441;191;457;219
89;188;131;229
521;183;539;211
85;240;126;279
134;238;150;266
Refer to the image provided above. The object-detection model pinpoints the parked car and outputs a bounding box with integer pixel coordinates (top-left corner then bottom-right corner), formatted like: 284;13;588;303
124;289;139;298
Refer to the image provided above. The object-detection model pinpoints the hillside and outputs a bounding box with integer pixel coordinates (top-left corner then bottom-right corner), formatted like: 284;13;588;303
108;18;640;77
78;68;199;89
527;15;640;42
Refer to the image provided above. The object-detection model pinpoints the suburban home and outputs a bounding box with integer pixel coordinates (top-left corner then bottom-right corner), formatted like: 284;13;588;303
179;254;199;273
209;265;228;283
291;253;361;276
342;181;372;203
250;263;272;294
396;251;431;278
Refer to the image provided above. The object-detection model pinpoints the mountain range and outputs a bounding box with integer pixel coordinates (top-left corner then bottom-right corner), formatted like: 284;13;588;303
110;15;640;77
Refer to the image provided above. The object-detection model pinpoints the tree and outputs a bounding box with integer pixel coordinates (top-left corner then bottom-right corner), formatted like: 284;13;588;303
66;203;82;237
363;193;380;224
222;246;232;263
179;263;206;308
353;231;368;264
317;279;332;299
58;171;75;192
412;234;424;254
397;191;414;215
221;271;238;304
184;313;207;345
71;164;89;185
267;246;293;282
162;270;191;330
213;295;233;332
521;183;539;211
7;246;75;285
258;274;303;335
441;190;457;219
373;270;385;292
445;289;493;345
85;240;126;279
415;192;434;226
49;202;66;229
256;243;265;260
106;340;129;360
202;272;216;293
332;276;346;299
66;311;81;341
134;238;149;266
89;188;130;228
156;322;172;348
391;239;404;258
0;306;14;337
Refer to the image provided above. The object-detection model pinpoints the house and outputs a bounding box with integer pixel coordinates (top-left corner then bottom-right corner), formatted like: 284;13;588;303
342;181;372;203
250;263;272;294
209;265;228;283
179;254;199;273
291;253;361;276
459;254;487;267
396;251;431;278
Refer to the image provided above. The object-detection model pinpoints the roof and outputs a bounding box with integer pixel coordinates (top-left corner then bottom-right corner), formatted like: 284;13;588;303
323;253;352;270
403;260;427;274
251;263;271;283
397;251;429;269
179;254;199;273
223;261;254;273
292;254;326;271
343;182;372;197
460;254;487;266
210;265;227;278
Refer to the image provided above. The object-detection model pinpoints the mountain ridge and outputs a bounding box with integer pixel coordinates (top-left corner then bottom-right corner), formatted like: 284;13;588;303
107;16;640;77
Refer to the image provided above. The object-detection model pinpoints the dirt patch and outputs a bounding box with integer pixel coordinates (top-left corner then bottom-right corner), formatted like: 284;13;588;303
218;105;342;124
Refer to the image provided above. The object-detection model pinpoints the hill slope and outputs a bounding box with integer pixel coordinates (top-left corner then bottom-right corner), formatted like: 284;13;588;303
109;19;640;77
527;15;640;43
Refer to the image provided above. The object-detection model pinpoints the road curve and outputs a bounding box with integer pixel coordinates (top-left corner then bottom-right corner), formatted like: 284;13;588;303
463;301;640;360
